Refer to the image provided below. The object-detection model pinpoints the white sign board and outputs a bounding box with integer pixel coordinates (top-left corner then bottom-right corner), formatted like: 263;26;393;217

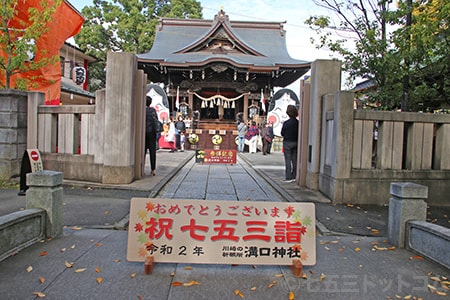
27;149;43;172
127;198;316;266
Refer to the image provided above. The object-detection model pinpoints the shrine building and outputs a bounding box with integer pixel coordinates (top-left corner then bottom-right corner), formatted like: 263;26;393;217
137;9;311;148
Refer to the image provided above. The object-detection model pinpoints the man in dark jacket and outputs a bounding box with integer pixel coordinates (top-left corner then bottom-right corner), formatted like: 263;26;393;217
145;97;158;176
280;105;298;182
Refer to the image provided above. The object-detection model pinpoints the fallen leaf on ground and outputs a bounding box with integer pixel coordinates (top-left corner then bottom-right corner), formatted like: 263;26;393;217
32;291;46;298
172;282;183;286
96;277;103;284
289;291;295;300
268;280;277;288
113;259;121;263
39;277;45;284
95;243;103;247
320;240;339;245
234;289;244;297
430;276;442;282
184;266;193;270
130;273;136;278
373;245;396;251
74;268;87;273
71;226;82;230
274;273;284;278
39;251;48;257
183;281;200;286
409;255;424;261
65;261;74;268
250;286;256;291
355;247;361;252
95;266;101;273
320;273;326;281
26;266;33;273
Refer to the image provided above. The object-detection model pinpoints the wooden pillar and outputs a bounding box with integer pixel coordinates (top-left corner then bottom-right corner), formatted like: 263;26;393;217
188;92;194;119
243;93;249;121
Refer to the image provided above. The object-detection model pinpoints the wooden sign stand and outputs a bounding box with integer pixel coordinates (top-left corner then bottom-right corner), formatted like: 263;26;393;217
144;256;155;275
291;259;303;277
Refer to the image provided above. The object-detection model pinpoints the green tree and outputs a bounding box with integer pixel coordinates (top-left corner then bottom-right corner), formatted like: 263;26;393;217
402;0;450;111
0;0;62;89
74;0;203;91
306;0;450;111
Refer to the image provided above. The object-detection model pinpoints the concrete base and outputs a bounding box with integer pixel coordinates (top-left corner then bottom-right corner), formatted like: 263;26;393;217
102;165;134;184
406;221;450;269
41;153;102;182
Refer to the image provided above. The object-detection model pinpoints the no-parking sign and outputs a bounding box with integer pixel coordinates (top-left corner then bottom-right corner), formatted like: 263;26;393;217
27;149;43;172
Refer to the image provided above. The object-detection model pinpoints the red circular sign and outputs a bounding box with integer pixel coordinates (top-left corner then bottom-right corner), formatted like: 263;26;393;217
30;150;39;161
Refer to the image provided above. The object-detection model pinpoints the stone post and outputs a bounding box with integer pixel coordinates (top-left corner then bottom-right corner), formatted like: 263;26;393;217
388;182;427;248
306;59;341;190
26;170;64;238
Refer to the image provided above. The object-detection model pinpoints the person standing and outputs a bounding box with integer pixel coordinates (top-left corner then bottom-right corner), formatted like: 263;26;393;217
261;122;272;155
266;122;274;154
145;96;158;176
175;115;186;151
165;117;177;152
281;105;299;182
246;121;259;154
237;116;247;153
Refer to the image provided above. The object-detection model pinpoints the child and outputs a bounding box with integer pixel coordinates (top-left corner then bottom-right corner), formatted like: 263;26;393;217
180;132;185;152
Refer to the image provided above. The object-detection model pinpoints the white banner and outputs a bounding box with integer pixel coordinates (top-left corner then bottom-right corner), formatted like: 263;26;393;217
127;198;316;266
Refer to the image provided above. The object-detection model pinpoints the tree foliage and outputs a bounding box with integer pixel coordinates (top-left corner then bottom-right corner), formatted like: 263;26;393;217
74;0;203;91
306;0;450;111
0;0;62;89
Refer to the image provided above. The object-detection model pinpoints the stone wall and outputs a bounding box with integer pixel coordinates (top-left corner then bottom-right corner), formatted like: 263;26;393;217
0;90;28;180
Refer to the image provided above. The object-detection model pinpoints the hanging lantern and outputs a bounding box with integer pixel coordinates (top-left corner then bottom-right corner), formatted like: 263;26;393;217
72;66;86;85
210;100;214;108
231;101;235;109
224;101;228;109
201;100;206;108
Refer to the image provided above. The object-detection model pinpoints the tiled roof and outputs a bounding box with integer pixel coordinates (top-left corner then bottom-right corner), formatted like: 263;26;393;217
137;12;310;70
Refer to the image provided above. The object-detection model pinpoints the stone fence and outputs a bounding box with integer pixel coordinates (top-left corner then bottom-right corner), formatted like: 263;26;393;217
388;182;450;269
26;52;147;184
0;170;62;262
317;91;450;205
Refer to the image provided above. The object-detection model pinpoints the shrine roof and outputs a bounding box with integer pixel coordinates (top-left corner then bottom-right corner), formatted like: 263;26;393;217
137;11;310;71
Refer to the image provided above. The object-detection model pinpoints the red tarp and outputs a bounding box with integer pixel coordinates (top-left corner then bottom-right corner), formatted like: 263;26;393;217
0;1;84;104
